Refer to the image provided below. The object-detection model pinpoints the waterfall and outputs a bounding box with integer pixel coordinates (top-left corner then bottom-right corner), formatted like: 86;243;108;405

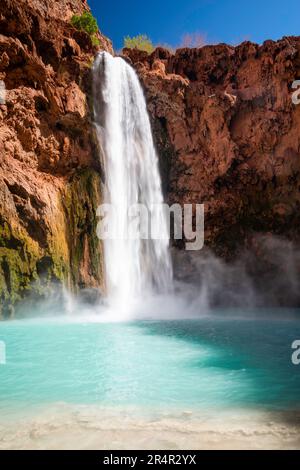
93;52;172;311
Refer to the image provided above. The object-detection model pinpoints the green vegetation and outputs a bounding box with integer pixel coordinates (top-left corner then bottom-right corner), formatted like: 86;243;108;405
0;218;68;319
71;12;100;47
0;168;104;318
71;12;98;35
124;34;155;53
91;36;100;47
63;169;103;291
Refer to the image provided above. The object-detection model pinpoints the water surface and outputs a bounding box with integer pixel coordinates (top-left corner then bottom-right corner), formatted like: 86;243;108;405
1;314;300;420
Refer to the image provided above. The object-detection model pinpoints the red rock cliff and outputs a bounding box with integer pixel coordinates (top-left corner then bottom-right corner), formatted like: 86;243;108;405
2;0;300;314
124;40;300;257
0;0;111;316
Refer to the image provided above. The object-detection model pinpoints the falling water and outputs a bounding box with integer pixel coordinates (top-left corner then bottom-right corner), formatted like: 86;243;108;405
93;52;172;310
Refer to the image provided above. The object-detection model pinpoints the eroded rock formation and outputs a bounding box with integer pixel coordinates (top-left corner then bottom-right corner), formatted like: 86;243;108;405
0;0;111;316
2;0;300;314
124;41;300;258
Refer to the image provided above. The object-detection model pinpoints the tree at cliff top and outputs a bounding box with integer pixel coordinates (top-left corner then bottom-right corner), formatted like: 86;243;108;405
71;12;100;46
124;35;155;53
180;33;206;48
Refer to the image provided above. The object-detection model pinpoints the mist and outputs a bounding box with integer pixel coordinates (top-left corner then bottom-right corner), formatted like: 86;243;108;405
9;234;300;322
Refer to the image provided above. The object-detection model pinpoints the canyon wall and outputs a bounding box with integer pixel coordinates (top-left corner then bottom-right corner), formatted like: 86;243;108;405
124;40;300;258
0;0;111;317
2;0;300;313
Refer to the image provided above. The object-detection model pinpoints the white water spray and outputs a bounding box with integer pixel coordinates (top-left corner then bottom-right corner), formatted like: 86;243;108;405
93;52;172;311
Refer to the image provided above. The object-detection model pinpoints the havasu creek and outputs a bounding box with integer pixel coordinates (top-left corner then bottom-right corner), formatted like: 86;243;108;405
0;0;300;452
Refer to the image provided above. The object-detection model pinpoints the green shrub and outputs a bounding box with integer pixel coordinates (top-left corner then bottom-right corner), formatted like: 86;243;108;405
124;34;154;53
71;12;98;35
71;12;100;48
91;36;100;47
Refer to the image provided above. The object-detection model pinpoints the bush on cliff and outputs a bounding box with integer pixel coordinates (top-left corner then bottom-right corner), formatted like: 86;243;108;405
71;12;100;46
71;12;98;35
124;35;154;53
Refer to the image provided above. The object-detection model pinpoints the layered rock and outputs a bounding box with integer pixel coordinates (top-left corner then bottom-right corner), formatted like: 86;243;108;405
0;0;111;317
124;40;300;258
2;0;300;314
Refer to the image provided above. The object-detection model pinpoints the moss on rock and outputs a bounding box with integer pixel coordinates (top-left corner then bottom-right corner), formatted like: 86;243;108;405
62;168;104;292
0;169;103;318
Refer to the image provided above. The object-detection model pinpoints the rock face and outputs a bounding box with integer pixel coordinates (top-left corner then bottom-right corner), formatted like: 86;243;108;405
0;0;111;317
2;0;300;314
124;40;300;257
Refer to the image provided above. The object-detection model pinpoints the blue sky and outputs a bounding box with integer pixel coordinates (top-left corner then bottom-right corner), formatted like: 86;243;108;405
88;0;299;50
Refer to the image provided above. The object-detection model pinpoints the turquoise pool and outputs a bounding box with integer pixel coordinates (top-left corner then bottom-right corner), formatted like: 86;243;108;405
1;314;300;418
